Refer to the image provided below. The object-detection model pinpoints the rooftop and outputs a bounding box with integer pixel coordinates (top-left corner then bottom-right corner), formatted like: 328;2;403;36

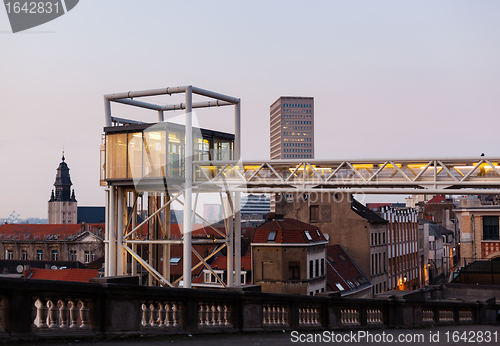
252;218;326;244
326;244;371;294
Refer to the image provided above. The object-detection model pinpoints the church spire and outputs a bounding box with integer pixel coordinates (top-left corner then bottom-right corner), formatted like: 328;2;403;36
49;153;76;202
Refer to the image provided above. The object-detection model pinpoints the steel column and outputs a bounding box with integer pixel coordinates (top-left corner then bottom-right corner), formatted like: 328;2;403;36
116;187;125;275
104;187;110;277
234;191;241;286
183;86;193;288
131;192;138;277
108;186;116;276
104;97;112;127
226;191;234;287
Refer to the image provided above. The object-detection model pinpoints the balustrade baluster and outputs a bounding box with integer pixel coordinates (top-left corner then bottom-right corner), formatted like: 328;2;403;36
165;303;172;326
59;300;69;329
158;303;166;328
205;304;211;326
142;303;150;327
48;300;59;328
172;303;179;327
216;304;222;326
37;299;49;329
224;304;231;326
79;301;90;330
150;303;158;327
31;299;37;330
198;302;204;326
69;301;79;328
210;304;216;326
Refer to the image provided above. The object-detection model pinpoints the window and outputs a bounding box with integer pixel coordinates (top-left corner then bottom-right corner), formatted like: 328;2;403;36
36;250;43;261
84;251;90;263
315;259;319;277
52;250;58;261
335;283;345;291
22;250;27;260
309;260;313;279
69;250;77;261
309;205;320;222
170;257;181;264
5;250;13;260
288;261;300;280
483;216;499;240
383;252;386;272
91;251;96;262
304;230;312;241
321;258;324;276
267;231;277;242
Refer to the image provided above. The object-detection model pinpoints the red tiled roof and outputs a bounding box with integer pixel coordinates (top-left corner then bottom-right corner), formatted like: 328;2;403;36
366;203;391;211
253;218;326;244
0;224;104;240
25;268;98;282
210;256;252;271
326;245;370;293
167;244;221;277
192;255;252;285
129;223;228;239
427;195;448;204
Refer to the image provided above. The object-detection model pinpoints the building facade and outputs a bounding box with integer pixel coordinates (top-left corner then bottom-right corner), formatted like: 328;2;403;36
277;193;389;295
270;96;314;160
380;206;419;291
241;194;270;221
454;199;500;262
0;224;104;264
252;218;327;295
48;154;77;224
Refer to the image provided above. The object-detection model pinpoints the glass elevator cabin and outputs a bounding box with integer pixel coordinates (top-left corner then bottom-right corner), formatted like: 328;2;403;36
102;122;234;187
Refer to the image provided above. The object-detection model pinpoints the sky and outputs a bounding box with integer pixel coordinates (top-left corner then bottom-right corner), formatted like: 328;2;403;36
1;1;500;219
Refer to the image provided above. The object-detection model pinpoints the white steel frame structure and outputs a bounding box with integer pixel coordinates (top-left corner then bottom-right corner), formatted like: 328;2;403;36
103;86;241;288
103;86;500;289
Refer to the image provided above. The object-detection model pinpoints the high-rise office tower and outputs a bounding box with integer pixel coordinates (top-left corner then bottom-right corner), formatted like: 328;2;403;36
270;96;314;160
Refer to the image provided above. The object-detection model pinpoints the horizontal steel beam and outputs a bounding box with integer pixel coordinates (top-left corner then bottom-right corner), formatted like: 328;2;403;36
209;187;500;195
193;158;500;165
104;86;240;104
110;117;145;125
105;86;189;100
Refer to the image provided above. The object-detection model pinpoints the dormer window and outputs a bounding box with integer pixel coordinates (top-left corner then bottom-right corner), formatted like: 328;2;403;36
170;257;181;265
304;230;312;241
267;231;277;242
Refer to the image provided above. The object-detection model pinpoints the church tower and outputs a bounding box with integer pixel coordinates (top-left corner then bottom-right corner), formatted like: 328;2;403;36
48;153;77;224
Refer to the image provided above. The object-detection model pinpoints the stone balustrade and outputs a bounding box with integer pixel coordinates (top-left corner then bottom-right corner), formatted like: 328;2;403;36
0;278;497;342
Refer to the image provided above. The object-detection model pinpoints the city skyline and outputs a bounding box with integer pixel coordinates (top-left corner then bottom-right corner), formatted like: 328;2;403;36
2;1;500;218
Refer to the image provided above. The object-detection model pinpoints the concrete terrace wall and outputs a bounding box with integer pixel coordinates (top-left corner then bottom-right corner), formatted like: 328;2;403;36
0;278;497;342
